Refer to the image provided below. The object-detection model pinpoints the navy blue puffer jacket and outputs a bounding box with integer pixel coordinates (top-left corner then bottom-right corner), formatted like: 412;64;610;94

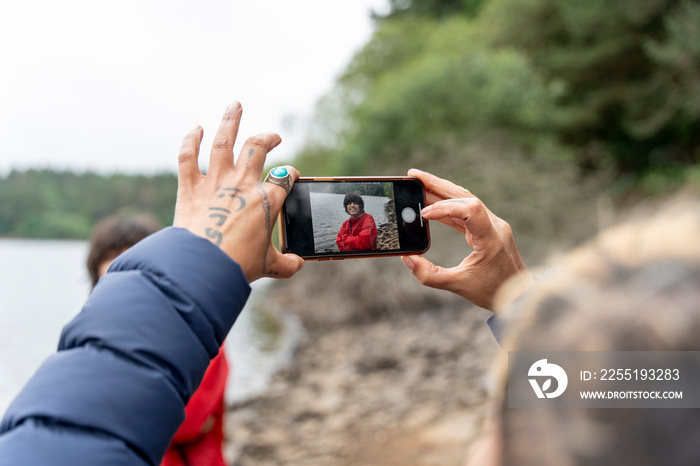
0;228;250;465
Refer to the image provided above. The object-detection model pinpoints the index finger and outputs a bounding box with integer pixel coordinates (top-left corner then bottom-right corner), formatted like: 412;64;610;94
177;125;204;190
408;168;475;203
236;132;282;181
422;198;498;248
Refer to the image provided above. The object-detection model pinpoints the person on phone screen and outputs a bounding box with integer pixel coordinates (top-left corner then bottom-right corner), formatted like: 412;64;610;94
336;193;378;252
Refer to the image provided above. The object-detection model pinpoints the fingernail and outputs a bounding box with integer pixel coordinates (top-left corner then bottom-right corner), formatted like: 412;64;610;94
226;101;242;116
401;256;415;271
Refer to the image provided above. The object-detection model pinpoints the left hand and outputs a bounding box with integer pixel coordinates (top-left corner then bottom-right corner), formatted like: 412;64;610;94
173;101;305;282
401;169;532;311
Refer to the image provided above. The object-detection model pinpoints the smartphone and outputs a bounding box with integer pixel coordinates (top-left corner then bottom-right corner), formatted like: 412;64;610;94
279;177;430;260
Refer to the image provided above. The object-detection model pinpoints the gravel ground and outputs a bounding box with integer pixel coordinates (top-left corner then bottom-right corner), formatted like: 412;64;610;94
223;297;501;466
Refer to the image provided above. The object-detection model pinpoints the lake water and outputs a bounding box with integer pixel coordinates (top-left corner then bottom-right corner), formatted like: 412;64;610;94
309;193;390;252
0;238;301;415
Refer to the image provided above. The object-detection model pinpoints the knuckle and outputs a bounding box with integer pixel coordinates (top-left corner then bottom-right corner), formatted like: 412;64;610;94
211;136;233;150
178;149;195;165
244;135;269;151
457;198;483;219
465;197;486;213
417;275;434;287
495;218;513;235
414;265;437;286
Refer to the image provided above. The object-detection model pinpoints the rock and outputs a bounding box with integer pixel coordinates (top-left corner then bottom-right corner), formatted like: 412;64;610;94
376;199;400;251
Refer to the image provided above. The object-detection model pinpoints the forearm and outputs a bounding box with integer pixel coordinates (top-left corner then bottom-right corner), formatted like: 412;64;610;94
0;228;250;465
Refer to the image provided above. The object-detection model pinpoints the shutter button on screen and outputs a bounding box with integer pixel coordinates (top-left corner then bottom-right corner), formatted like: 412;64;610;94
401;207;417;223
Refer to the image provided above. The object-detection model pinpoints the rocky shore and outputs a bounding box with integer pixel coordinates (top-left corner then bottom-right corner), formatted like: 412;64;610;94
376;200;400;250
222;257;501;466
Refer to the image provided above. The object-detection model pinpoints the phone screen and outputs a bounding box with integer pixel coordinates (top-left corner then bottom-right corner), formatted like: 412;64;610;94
280;177;430;259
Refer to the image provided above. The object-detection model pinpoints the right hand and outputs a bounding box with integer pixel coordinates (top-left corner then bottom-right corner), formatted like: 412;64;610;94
401;169;533;311
173;101;305;283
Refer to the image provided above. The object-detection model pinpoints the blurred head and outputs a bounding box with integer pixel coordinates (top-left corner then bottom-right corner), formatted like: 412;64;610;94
86;214;162;287
343;192;365;217
473;197;700;466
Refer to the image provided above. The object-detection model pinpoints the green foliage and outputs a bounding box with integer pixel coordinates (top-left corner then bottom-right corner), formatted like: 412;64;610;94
293;0;700;263
308;181;392;197
637;162;700;197
382;0;487;18
341;48;560;173
480;0;700;175
0;169;177;239
296;16;604;259
16;212;92;239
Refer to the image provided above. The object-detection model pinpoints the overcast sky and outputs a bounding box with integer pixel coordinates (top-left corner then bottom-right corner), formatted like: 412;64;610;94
0;0;387;175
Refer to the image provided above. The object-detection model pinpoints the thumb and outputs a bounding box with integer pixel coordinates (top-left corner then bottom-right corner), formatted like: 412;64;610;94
269;252;305;279
401;255;457;291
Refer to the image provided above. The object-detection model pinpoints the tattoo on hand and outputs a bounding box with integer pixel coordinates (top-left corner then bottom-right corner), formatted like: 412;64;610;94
205;189;241;246
205;228;223;245
216;186;246;211
245;148;254;168
257;184;271;234
208;207;231;226
256;183;274;275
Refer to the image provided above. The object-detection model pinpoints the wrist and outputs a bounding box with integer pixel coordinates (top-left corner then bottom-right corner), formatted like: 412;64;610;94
492;271;536;312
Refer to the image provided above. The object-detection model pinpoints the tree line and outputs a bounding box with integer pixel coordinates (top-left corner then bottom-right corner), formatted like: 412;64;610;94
0;169;177;239
3;0;699;249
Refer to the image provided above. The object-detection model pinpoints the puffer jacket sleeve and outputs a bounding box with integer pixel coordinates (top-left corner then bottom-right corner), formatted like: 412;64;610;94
0;227;250;466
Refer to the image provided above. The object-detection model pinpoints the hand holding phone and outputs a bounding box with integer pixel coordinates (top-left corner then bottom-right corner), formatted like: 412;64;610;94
279;177;430;260
400;169;532;311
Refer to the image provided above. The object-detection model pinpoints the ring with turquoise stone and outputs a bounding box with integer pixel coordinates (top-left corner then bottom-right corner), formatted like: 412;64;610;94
264;166;292;194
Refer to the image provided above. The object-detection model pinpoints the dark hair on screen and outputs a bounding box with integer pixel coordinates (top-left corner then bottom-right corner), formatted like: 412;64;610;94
86;214;162;287
343;192;365;214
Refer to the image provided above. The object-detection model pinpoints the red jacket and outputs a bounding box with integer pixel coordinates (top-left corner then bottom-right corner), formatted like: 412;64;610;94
162;345;229;466
336;212;378;251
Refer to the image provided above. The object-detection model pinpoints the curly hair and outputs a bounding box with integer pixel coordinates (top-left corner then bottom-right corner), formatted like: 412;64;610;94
343;192;365;214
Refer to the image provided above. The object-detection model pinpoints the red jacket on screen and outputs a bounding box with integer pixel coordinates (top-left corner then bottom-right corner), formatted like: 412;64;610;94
161;345;229;466
336;213;378;251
